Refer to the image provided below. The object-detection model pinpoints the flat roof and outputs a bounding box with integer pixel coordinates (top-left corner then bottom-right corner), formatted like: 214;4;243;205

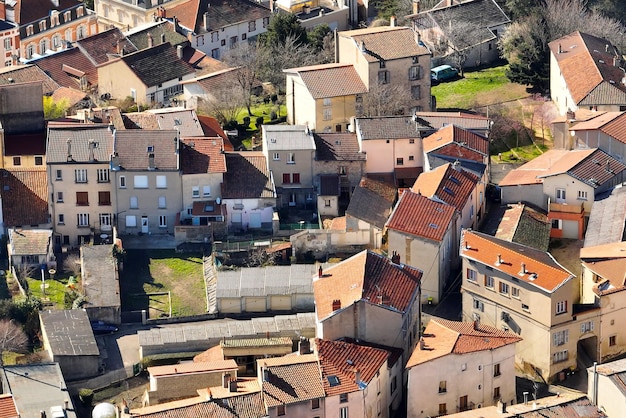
39;309;99;356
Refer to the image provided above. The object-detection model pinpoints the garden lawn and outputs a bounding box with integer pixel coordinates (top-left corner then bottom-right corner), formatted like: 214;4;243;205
432;65;529;109
120;250;206;318
26;277;71;307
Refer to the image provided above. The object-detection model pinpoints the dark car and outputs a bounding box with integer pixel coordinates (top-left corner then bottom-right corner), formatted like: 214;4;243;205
90;320;118;335
486;183;501;203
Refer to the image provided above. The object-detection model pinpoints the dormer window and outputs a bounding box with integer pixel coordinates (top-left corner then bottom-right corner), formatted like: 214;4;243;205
379;60;386;69
64;11;71;21
26;25;34;36
39;21;46;31
77;7;84;17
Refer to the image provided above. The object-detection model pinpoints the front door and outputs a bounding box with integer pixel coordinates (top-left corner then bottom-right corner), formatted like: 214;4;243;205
556;188;566;203
459;395;468;411
141;216;149;233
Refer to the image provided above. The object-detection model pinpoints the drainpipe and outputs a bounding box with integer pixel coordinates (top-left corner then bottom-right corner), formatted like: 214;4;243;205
592;361;598;405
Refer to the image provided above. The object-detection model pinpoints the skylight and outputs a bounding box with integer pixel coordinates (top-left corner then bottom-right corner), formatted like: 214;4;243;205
443;187;454;195
449;176;460;185
328;375;340;387
429;223;438;229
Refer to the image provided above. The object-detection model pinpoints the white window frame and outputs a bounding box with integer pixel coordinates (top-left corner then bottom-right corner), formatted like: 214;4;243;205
75;169;87;183
58;214;64;224
577;190;588;200
581;321;594;333
512;287;520;298
553;329;569;346
273;152;280;161
57;192;64;203
77;213;89;227
553;350;568;363
130;196;138;209
97;168;109;183
134;175;148;188
323;108;332;120
323;97;332;106
119;175;126;188
467;268;477;283
287;153;295;164
125;215;137;227
156;175;167;188
56;169;62;180
203;186;211;197
499;281;509;295
159;215;167;228
556;300;568;315
158;196;166;209
100;213;112;227
192;186;200;198
485;275;494;288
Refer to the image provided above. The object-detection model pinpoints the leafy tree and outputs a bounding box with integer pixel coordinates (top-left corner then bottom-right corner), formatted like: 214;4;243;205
43;96;69;120
308;24;331;53
260;13;308;47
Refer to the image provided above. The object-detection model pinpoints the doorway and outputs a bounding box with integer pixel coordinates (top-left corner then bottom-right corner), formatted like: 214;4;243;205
141;216;149;233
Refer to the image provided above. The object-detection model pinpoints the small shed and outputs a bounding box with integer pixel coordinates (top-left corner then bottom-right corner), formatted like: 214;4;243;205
7;228;54;270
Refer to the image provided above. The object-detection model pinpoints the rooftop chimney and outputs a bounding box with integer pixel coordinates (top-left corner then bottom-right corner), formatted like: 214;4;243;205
412;0;420;14
332;299;341;311
354;369;361;384
147;32;153;48
161;33;166;44
497;400;506;413
419;338;425;350
203;11;209;31
558;43;562;54
390;16;396;27
473;318;480;330
177;44;183;59
229;379;237;393
223;373;230;388
318;265;323;278
66;139;72;161
298;336;311;355
359;41;366;52
496;254;502;266
519;262;526;275
148;153;155;170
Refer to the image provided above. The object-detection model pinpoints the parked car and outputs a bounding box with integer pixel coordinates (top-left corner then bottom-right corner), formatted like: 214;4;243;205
90;320;118;335
431;65;459;83
486;183;501;203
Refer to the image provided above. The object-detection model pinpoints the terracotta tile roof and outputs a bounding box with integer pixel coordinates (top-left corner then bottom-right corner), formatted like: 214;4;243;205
495;203;550;252
8;229;51;255
422;124;489;156
319;174;340;196
498;149;570;186
258;353;318;368
386;190;456;242
0;168;48;227
261;358;325;406
0;65;59;94
395;166;422;181
0;394;18;418
114;130;179;170
313;132;364;161
130;392;266;418
356;115;429;139
126;21;187;51
581;241;626;260
580;242;626;292
197;115;231;148
412;163;479;212
569;111;622;131
550;32;626;106
32;47;97;90
285;63;367;99
316;338;389;396
207;378;260;399
336;337;404;367
171;0;271;34
346;177;396;229
4;132;46;156
193;344;224;363
429;143;484;162
51;87;89;108
329;216;346;230
460;230;574;293
117;43;195;87
339;26;430;62
148;360;238;377
542;148;626;188
191;200;226;216
123;112;160;130
584;185;626;247
181;137;226;174
222;152;274;199
593;112;626;143
151;108;205;137
76;27;137;65
221;337;292;348
313;250;422;321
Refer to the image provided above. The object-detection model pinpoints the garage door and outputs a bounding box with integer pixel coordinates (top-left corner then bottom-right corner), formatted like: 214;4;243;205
562;220;579;239
244;297;266;312
270;295;292;311
219;298;241;314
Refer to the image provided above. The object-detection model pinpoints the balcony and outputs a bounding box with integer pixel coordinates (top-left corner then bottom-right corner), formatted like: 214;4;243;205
548;201;584;214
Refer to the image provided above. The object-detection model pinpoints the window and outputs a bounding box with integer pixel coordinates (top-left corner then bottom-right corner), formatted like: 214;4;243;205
119;176;126;188
467;269;477;283
3;38;10;50
378;70;390;84
158;196;166;209
522;303;530;311
12;156;21;166
411;85;421;99
379;60;386;68
39;39;49;54
340;393;348;403
97;169;109;183
325;199;331;207
203;186;211;197
130;196;138;209
553;330;569;346
578;190;588;200
292;173;300;184
156;175;167;188
556;188;566;201
556;300;568;315
77;6;84;17
512;287;520;298
192;186;200;198
493;363;501;377
610;335;617;346
196;36;204;47
409;65;421;80
553;350;568;363
438;380;447;393
76;192;89;206
340;407;348;418
473;299;484;312
277;405;286;416
396;157;404;165
499;282;509;295
323;108;332;120
485;275;494;288
77;25;85;40
100;213;111;229
229;36;237;49
283;173;291;184
551;219;562;229
26;25;33;36
58;214;65;224
75;169;87;183
35;156;43;165
323;97;332;106
56;169;62;180
77;213;89;227
439;403;447;415
339;166;347;175
221;39;226;46
57;192;64;203
248;20;256;32
493;386;500;399
39;21;46;32
263;17;270;27
273;152;280;160
134;175;148;188
159;215;167;228
287;153;295;164
581;321;594;333
311;398;319;409
126;215;137;227
98;191;111;206
409;155;414;161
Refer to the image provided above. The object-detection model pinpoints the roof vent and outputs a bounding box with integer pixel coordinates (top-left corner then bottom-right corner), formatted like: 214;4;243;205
529;273;537;281
495;254;502;266
518;262;526;276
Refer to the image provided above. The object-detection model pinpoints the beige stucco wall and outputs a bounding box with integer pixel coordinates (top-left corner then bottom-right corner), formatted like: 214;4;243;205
550;52;576;116
95;0;189;31
598;290;626;362
98;59;147;105
500;183;546;210
268;148;316;190
407;344;517;417
4;154;46;169
542;175;595;214
590;369;626;417
315;96;358;134
286;73;317;127
267;399;325;418
181;172;223;210
360;138;422;174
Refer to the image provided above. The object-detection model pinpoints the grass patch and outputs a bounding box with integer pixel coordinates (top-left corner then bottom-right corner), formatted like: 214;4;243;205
120;250;206;317
26;277;73;307
492;144;548;163
432;65;529;109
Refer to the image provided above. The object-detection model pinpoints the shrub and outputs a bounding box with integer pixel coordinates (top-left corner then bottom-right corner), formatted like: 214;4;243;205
243;116;251;128
271;94;278;103
79;388;94;406
270;110;277;121
224;120;238;130
256;116;264;128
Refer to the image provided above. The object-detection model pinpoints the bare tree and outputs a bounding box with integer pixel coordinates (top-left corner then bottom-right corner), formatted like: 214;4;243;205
196;76;246;125
222;42;264;116
259;34;316;92
62;253;81;278
0;320;28;360
14;264;37;281
358;83;414;117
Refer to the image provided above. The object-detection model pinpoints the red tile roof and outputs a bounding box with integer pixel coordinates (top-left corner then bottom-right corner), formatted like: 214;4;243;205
0;168;48;227
339;26;430;62
197;115;232;149
222;152;274;199
76;27;137;65
33;47;97;90
284;63;367;99
595;112;626;143
422;125;489;156
0;394;18;418
317;338;390;396
148;360;238;377
412;163;479;212
460;230;574;293
539;148;626;188
260;357;325;407
386;190;456;242
498;149;571;186
406;319;521;368
181;137;227;174
313;250;422;321
51;87;89;108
